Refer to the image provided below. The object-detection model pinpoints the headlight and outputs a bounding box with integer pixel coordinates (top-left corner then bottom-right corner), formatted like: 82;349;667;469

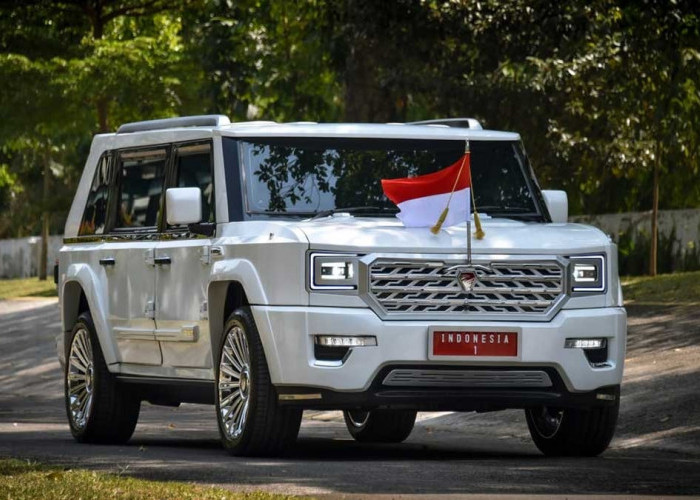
309;253;360;290
570;255;605;293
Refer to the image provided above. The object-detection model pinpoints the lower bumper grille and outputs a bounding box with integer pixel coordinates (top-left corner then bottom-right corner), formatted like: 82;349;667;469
382;369;553;388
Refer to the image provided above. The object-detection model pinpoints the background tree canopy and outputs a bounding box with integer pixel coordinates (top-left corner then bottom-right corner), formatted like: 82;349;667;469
0;0;698;238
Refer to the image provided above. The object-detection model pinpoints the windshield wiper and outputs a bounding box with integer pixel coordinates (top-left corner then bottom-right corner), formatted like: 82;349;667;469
309;206;399;221
476;205;535;214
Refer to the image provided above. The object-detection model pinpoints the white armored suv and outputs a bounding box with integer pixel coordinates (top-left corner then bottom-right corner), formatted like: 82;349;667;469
57;115;626;456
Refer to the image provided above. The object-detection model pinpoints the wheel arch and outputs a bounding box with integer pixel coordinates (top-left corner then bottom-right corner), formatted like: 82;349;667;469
208;278;282;383
61;264;119;366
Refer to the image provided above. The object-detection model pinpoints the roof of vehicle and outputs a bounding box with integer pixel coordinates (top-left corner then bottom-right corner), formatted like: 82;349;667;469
219;121;520;141
109;115;521;142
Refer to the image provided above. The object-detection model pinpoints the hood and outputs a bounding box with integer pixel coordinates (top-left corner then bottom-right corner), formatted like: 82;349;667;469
294;216;611;255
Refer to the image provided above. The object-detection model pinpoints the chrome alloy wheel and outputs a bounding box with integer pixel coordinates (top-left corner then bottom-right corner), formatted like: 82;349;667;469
346;410;370;428
529;406;564;439
67;328;95;430
218;325;252;440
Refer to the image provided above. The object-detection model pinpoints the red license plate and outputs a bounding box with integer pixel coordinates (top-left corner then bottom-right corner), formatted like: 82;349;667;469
432;331;518;357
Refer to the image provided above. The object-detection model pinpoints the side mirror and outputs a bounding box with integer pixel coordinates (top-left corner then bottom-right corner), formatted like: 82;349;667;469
166;187;202;226
542;190;568;223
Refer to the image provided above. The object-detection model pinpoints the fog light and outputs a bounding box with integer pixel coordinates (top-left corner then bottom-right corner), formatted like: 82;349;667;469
315;335;377;347
565;338;607;349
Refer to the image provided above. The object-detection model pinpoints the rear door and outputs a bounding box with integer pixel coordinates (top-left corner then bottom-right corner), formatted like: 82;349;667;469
154;141;215;373
104;146;168;366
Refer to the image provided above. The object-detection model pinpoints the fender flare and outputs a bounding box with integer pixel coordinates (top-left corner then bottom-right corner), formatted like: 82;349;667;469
207;259;282;382
62;263;118;366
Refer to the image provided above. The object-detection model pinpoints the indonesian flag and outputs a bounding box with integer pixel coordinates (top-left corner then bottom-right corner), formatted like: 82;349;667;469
381;153;471;228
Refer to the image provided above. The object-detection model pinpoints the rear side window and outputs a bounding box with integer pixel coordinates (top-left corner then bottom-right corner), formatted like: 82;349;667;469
114;149;166;230
173;143;214;225
79;153;111;236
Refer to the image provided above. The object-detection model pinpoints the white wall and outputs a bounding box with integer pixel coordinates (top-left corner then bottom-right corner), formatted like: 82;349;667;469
571;209;700;252
0;235;64;279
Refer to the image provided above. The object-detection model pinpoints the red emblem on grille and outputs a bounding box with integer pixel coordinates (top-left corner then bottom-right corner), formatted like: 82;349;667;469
458;271;477;292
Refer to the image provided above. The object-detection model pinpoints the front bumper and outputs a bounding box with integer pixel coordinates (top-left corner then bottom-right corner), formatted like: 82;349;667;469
252;305;626;396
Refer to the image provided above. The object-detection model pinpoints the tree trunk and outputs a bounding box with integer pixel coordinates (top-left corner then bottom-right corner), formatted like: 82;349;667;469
39;151;50;281
97;97;109;133
649;141;660;277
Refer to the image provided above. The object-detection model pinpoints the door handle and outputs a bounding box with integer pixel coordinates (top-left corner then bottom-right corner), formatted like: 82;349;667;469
154;256;171;265
99;257;116;266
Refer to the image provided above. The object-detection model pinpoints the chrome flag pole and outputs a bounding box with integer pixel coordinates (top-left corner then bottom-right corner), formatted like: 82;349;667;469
466;139;472;264
467;219;472;264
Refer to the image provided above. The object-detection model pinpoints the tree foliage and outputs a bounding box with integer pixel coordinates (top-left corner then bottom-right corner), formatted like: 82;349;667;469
0;0;698;241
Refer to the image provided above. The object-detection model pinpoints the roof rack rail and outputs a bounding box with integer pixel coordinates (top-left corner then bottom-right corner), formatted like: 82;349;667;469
116;115;231;134
408;118;483;130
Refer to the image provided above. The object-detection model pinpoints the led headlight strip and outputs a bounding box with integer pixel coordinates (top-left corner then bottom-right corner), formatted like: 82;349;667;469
570;255;606;293
309;252;360;290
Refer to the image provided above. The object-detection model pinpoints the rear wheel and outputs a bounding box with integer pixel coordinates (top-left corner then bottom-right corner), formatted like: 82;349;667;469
343;409;417;443
216;308;302;456
65;312;140;444
525;401;619;456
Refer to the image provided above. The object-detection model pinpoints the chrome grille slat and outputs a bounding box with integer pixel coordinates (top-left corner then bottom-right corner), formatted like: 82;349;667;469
373;285;563;294
383;369;553;388
368;259;565;317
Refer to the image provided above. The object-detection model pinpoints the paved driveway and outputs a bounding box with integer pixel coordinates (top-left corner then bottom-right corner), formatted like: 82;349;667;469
0;298;698;497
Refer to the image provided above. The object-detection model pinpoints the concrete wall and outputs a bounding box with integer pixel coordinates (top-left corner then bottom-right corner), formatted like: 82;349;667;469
0;235;64;279
571;209;699;250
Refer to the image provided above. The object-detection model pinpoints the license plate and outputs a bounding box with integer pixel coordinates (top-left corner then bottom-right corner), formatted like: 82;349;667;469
432;330;518;357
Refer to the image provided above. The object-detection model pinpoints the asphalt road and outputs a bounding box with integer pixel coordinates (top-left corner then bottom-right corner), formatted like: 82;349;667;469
0;298;699;497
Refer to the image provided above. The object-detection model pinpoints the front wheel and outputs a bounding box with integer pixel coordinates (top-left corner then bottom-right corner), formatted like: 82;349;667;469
215;308;302;456
525;401;619;456
343;409;417;443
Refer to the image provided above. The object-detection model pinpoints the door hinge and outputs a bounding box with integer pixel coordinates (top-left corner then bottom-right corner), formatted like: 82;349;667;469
201;246;223;265
145;299;155;319
144;247;155;266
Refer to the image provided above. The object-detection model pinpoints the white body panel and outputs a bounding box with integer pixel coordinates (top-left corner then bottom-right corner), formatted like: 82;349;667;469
154;238;213;369
252;305;626;392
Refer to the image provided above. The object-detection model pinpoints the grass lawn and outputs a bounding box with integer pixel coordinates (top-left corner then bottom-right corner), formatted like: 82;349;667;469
0;277;57;300
621;270;700;305
0;458;295;500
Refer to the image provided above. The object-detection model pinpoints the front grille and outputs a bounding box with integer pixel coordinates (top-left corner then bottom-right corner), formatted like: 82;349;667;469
382;369;553;388
367;259;564;318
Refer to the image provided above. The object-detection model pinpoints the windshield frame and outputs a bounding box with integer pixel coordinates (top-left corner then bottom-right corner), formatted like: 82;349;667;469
223;136;550;223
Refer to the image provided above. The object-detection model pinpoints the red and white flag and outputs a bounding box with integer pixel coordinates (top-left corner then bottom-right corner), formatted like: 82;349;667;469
381;152;471;228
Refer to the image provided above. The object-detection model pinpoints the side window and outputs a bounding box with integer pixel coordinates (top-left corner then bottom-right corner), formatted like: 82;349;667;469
114;148;167;230
79;153;111;236
171;143;214;226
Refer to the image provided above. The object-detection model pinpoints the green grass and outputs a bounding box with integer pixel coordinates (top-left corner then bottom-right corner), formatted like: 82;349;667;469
0;277;57;300
0;458;296;500
622;270;700;305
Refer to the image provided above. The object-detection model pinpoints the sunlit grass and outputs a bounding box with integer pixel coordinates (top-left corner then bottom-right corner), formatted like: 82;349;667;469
0;458;297;500
622;271;700;305
0;277;57;300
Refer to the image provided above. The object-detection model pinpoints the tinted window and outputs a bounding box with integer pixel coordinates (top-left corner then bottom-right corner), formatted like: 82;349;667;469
79;153;111;236
114;149;166;230
235;137;542;220
173;143;214;225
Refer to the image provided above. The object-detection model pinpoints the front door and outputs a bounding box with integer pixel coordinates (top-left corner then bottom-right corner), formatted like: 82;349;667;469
154;142;215;375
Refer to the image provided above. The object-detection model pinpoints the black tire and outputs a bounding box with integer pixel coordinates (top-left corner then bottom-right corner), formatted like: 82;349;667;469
525;401;619;457
64;312;140;444
215;307;302;456
343;409;417;443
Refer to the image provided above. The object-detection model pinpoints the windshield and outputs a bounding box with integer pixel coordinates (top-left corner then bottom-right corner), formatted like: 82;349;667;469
234;137;545;220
